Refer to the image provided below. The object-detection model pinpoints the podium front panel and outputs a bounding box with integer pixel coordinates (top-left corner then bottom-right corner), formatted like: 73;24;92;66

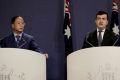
0;48;46;80
67;47;120;80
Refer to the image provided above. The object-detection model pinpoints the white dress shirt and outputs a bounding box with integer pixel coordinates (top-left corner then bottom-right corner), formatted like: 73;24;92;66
13;33;23;42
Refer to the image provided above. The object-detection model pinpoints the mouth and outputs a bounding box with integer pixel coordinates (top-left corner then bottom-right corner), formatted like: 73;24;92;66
20;27;24;30
99;23;104;26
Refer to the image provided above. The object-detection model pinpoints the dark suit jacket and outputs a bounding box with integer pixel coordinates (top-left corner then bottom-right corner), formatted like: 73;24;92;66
0;33;43;53
82;29;119;49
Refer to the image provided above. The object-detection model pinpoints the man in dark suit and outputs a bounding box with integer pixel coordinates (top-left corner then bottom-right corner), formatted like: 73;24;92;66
82;11;118;48
0;16;48;58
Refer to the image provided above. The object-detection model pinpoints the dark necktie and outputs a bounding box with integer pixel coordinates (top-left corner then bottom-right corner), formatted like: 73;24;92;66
98;30;102;46
16;35;20;47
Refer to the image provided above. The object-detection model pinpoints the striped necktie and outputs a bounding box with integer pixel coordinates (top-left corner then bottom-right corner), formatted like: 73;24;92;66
16;35;20;47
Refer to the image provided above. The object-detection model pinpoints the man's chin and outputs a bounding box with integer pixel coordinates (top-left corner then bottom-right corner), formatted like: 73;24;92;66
18;31;23;33
98;27;106;30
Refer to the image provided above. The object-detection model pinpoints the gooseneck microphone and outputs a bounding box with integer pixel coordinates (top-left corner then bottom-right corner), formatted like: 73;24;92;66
85;33;94;47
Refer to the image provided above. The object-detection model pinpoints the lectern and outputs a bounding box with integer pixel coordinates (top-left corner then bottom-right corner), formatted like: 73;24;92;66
67;47;120;80
0;48;46;80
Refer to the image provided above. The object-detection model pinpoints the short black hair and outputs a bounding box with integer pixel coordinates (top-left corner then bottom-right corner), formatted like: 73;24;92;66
96;11;109;20
11;16;22;24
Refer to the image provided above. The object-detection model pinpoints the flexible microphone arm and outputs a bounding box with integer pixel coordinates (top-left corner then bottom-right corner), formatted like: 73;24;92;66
113;35;119;46
19;38;27;48
85;33;94;47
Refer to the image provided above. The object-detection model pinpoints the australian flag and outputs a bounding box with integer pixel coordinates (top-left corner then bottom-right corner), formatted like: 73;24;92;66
63;0;73;57
110;0;119;35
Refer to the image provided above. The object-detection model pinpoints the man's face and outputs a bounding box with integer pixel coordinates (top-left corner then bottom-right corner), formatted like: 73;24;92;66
95;14;108;30
12;17;25;34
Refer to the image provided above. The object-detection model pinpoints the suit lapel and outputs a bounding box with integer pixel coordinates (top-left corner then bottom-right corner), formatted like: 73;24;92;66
91;31;98;46
10;34;17;47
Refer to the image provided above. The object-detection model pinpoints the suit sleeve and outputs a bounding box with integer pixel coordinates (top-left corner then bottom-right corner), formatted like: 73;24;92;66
0;39;1;47
82;32;95;49
82;36;88;49
30;37;44;53
0;38;6;47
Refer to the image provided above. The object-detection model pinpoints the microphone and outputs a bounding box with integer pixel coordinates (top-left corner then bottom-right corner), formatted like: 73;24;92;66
113;35;119;46
19;38;27;48
85;33;94;47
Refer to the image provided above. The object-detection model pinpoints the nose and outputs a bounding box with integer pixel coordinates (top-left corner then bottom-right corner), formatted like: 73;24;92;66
20;23;24;27
99;19;103;23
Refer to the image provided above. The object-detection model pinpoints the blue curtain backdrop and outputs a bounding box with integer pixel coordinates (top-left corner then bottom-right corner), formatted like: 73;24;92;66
0;0;118;80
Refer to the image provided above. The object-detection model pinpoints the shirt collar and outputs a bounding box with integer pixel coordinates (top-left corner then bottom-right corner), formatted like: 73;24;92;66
13;32;23;40
97;28;105;32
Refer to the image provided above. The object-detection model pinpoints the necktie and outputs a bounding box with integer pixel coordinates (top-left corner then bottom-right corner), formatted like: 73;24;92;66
16;35;20;47
98;30;102;46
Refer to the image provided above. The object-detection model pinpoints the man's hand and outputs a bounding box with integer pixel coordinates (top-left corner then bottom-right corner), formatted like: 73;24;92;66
44;53;48;59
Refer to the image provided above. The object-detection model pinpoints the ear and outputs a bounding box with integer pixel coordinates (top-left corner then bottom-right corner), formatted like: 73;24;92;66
107;20;108;24
24;23;26;26
11;24;14;29
95;20;97;24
